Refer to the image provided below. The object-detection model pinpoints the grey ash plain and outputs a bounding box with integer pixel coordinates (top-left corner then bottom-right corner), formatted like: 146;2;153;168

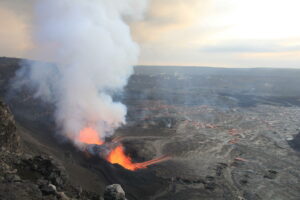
0;57;300;200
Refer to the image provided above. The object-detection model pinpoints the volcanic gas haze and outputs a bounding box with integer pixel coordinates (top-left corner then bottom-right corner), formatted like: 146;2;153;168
16;0;148;145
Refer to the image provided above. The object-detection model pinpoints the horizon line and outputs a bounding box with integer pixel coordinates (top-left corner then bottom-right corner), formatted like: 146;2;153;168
1;56;300;70
135;64;300;70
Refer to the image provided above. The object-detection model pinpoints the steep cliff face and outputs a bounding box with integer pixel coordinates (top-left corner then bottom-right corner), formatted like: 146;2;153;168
0;100;20;152
0;100;105;200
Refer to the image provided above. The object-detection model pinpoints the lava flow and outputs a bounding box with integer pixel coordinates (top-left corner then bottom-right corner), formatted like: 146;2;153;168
78;127;170;171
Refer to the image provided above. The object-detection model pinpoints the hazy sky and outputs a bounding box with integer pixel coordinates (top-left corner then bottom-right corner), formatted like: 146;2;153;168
1;0;300;68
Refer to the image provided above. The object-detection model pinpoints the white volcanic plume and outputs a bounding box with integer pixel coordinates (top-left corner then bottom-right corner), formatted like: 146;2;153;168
17;0;148;144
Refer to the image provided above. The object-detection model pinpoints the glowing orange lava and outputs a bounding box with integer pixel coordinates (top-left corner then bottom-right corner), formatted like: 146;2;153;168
78;127;170;171
107;145;144;170
78;127;104;145
107;145;171;171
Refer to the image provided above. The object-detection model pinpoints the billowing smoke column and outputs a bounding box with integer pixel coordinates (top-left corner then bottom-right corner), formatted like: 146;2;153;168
19;0;148;145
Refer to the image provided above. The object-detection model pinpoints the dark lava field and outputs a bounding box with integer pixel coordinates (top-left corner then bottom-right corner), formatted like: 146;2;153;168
1;57;300;200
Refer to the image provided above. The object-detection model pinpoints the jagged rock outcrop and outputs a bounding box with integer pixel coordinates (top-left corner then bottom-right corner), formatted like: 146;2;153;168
0;100;20;152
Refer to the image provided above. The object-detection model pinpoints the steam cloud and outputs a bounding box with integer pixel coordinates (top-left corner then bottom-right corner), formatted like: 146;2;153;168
16;0;148;144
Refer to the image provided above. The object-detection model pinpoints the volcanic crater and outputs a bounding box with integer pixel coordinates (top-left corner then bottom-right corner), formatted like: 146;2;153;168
1;57;300;200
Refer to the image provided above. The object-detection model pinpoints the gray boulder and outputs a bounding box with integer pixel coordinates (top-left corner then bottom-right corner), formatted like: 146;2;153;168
104;184;126;200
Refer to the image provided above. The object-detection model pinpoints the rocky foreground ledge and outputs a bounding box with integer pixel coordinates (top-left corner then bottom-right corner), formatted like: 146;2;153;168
0;100;127;200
